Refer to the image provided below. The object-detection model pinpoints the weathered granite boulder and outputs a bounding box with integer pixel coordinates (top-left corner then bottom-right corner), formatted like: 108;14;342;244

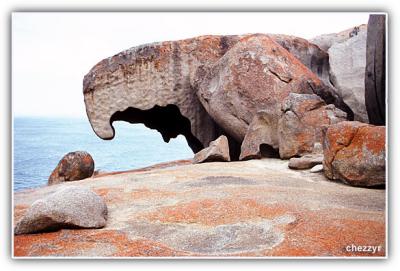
14;187;108;235
328;26;368;123
193;135;230;163
365;15;386;125
288;154;323;170
323;121;385;187
84;34;353;160
194;35;352;146
239;110;280;160
48;151;95;185
83;35;243;154
278;93;347;159
309;25;367;52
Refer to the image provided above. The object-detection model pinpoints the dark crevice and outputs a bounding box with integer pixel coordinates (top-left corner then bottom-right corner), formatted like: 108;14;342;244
110;104;204;153
259;144;280;158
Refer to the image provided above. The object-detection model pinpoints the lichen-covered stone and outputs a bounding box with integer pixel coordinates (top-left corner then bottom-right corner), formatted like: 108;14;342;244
48;151;95;185
194;35;352;146
14;187;108;235
323;121;385;187
278;93;347;159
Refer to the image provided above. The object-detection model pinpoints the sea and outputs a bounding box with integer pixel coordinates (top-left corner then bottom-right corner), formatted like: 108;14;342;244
13;117;194;191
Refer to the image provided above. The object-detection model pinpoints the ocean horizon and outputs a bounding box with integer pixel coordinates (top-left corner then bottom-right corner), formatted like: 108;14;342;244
13;117;194;191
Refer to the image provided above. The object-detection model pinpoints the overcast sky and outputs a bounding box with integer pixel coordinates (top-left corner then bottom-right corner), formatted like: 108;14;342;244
12;12;370;118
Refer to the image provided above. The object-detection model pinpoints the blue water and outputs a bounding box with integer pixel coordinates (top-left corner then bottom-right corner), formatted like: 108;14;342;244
13;117;194;191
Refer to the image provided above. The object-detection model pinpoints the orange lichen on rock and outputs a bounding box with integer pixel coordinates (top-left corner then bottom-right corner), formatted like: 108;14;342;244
140;198;291;226
14;229;189;257
264;210;385;257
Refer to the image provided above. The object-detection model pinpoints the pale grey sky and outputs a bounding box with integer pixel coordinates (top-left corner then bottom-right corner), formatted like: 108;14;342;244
12;12;370;118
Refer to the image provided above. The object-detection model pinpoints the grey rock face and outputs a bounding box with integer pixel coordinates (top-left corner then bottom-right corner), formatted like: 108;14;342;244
14;186;108;235
328;26;369;123
365;15;386;125
193;135;230;163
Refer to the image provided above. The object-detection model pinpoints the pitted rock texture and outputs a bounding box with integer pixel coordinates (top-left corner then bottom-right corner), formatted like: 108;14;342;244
48;151;95;185
14;159;385;257
278;93;347;159
14;187;108;235
84;34;352;157
309;25;367;52
194;35;352;145
328;25;368;123
193;135;230;163
323;121;385;187
83;35;243;153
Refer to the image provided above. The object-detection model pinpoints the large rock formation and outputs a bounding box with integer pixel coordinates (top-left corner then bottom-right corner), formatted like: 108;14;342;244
365;15;386;125
84;34;352;160
48;151;95;185
14;187;108;235
83;35;243;154
193;135;230;163
328;26;369;123
194;35;352;146
323;121;385;187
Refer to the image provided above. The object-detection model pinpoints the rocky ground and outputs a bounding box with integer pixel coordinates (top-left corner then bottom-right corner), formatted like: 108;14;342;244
14;158;385;257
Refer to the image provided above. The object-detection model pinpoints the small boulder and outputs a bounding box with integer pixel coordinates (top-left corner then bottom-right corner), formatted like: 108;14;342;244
288;154;323;170
194;135;230;163
48;151;95;185
278;93;347;159
323;121;385;187
14;186;108;235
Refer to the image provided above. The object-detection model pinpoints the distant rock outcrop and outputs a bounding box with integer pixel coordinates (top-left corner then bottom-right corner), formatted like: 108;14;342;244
323;121;385;187
48;151;95;185
193;135;230;163
309;25;367;52
14;187;108;235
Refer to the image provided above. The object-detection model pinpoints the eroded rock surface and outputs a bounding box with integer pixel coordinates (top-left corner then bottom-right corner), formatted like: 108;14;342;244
328;26;368;123
323;121;385;187
278;93;347;158
48;151;95;185
193;135;230;163
84;34;353;158
194;35;352;145
14;187;108;235
14;159;385;257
